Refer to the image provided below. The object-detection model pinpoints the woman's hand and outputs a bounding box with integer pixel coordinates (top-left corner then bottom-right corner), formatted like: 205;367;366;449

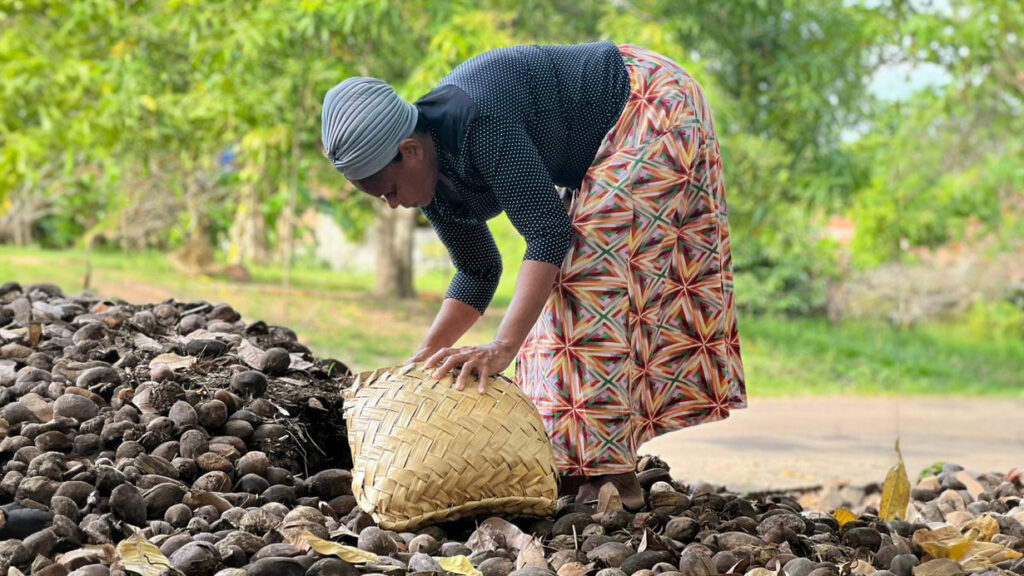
423;340;519;393
408;344;441;364
414;260;560;392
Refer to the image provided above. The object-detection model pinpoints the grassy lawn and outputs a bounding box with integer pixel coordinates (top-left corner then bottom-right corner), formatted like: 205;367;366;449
1;245;1021;397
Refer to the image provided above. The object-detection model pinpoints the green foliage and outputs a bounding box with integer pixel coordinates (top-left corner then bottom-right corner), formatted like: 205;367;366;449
964;300;1024;343
661;0;884;160
638;0;883;315
0;0;1017;319
850;0;1022;264
918;462;945;481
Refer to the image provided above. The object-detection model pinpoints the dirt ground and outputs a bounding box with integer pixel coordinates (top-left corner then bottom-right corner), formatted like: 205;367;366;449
640;396;1024;493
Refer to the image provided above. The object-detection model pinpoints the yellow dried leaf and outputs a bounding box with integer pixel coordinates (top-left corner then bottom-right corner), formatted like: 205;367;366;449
913;526;975;561
913;558;963;576
298;530;379;563
879;438;911;521
832;508;857;527
116;532;173;576
438;555;483;576
961;541;1023;571
963;516;1000;542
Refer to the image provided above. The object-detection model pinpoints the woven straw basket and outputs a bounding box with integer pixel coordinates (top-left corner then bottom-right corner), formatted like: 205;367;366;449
342;363;558;530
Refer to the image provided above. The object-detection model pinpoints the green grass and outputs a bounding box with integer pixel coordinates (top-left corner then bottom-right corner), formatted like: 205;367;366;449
2;245;1021;396
741;316;1024;397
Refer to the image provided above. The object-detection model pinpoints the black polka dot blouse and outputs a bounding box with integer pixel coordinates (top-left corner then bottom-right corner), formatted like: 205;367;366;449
415;41;630;313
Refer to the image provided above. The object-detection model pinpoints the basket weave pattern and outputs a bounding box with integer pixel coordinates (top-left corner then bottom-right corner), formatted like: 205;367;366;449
343;365;558;530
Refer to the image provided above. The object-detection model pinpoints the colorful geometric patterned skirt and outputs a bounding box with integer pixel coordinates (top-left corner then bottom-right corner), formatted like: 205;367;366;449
514;45;747;476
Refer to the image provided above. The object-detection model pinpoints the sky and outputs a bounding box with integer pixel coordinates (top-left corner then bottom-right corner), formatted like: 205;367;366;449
862;0;953;101
869;61;952;101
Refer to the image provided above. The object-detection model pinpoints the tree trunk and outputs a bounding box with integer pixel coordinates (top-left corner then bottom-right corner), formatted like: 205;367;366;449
374;207;416;299
228;184;268;265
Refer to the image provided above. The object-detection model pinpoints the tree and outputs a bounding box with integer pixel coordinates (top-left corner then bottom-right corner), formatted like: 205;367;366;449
629;0;888;314
850;0;1023;264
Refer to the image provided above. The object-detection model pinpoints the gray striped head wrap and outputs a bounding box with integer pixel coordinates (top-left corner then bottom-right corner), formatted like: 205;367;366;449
321;77;418;181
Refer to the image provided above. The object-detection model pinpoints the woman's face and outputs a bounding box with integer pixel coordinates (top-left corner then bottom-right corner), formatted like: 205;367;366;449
351;136;436;210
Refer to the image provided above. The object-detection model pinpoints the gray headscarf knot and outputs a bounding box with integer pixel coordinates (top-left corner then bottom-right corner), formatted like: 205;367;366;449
321;77;418;181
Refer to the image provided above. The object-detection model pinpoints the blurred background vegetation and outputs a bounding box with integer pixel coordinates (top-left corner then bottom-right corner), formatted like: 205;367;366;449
1;0;1021;391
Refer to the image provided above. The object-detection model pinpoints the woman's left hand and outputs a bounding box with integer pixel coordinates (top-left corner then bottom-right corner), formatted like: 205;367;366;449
423;340;519;393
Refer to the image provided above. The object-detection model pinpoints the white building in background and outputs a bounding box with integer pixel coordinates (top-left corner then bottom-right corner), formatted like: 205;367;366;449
309;210;452;276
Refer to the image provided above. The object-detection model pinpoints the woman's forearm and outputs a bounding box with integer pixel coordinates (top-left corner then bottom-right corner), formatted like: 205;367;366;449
416;259;558;370
495;260;559;350
419;298;482;353
420;260;560;384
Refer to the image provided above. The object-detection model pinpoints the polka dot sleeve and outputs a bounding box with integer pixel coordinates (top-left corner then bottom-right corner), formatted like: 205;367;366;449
421;202;503;314
468;115;574;268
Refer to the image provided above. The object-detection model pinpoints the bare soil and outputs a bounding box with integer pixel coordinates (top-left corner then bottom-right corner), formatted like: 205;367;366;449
641;396;1024;492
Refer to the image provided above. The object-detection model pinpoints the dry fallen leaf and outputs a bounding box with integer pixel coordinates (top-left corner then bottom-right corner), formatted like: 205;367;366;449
912;525;1022;572
595;482;623;517
911;559;963;576
637;527;670;553
116;532;174;576
914;526;974;561
289;353;315;371
58;544;117;568
961;541;1023;572
438;555;483;576
516;537;548;570
148;353;196;372
236;338;266;369
879;438;911;521
329;522;360;540
963;516;1000;542
293;530;379;563
467;517;535;553
832;508;857;527
133;333;164;354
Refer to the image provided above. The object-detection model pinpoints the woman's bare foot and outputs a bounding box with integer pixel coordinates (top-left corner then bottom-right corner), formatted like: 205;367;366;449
576;472;645;511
